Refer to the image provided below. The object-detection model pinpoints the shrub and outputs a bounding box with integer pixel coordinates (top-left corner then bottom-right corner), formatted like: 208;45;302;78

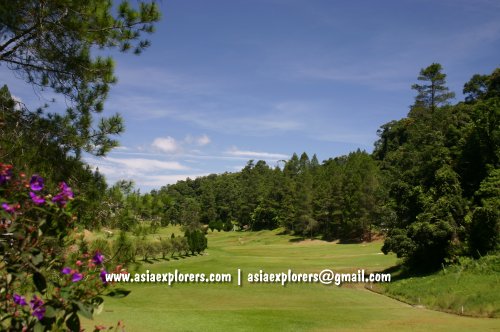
159;238;173;259
0;164;127;331
113;231;137;266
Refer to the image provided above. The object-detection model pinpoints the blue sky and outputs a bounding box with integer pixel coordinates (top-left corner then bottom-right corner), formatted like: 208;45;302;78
1;0;499;191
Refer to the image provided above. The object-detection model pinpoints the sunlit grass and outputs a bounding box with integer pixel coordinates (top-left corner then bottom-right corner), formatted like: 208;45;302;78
82;228;499;331
381;255;500;318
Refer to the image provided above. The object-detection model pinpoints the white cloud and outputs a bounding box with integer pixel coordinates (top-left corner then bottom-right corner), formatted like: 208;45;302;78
103;157;188;172
226;147;289;160
86;156;198;190
196;134;211;146
152;137;179;153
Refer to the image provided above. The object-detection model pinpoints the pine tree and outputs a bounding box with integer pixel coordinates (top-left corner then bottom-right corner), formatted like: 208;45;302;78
411;63;455;112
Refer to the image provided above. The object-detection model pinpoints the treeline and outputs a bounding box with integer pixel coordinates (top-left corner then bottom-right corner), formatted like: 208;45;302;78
103;150;387;242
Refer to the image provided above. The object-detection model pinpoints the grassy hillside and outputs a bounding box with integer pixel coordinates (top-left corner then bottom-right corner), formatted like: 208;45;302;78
83;229;499;331
379;255;500;318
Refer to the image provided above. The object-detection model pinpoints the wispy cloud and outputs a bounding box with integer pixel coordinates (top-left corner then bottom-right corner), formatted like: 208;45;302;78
116;66;221;96
137;174;209;187
112;96;305;135
85;155;203;190
226;147;289;160
101;157;188;172
296;65;410;90
185;134;211;146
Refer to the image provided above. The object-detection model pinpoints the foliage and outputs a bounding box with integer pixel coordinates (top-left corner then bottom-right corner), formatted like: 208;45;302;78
411;63;455;112
0;0;161;156
0;164;126;331
112;231;137;267
185;229;208;255
377;65;500;270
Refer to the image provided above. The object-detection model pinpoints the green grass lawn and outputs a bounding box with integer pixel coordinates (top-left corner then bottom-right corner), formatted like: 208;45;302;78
380;255;500;318
82;229;499;331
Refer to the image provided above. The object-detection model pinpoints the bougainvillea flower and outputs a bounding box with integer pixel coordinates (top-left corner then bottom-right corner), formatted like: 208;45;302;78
93;252;104;265
1;202;16;214
13;294;27;306
100;269;108;284
52;182;74;207
30;295;45;320
72;273;83;282
29;192;45;205
29;175;44;191
61;267;72;275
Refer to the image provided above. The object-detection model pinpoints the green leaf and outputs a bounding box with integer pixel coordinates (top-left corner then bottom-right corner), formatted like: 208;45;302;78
33;272;47;294
105;288;131;298
44;305;56;318
34;322;45;332
94;302;104;315
75;301;93;320
66;313;81;332
31;252;44;266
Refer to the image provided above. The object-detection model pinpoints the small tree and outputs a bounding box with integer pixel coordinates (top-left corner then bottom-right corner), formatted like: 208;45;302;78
113;231;136;266
411;63;455;112
159;238;173;259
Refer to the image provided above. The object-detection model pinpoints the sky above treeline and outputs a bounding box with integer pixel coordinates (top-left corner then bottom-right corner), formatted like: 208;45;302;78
2;0;500;191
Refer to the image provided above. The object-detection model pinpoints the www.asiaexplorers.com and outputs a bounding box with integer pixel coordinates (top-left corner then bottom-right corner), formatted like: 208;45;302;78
105;269;391;286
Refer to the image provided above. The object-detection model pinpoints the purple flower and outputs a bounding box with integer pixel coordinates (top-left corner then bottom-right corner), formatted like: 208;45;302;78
61;267;72;275
29;192;45;205
72;273;83;282
93;252;104;265
1;202;16;214
30;295;45;320
52;182;74;207
100;269;108;284
13;294;27;306
29;175;44;191
59;182;74;197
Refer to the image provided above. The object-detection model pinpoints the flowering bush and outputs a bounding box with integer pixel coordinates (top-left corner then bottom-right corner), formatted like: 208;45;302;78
0;163;129;331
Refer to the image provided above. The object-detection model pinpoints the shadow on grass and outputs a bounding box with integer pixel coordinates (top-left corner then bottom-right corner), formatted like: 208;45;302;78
376;264;440;282
337;238;364;244
288;236;305;243
288;236;351;243
139;254;200;263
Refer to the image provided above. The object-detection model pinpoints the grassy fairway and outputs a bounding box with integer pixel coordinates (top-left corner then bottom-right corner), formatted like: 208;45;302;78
83;229;499;331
